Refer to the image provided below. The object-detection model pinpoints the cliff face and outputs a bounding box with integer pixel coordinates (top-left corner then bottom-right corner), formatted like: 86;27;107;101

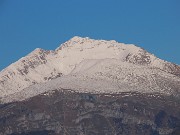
0;89;179;135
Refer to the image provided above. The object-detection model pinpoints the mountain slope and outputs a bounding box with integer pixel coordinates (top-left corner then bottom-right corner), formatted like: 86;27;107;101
1;58;180;104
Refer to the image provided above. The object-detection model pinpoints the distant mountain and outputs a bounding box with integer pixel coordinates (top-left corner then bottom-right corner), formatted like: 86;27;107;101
0;37;179;135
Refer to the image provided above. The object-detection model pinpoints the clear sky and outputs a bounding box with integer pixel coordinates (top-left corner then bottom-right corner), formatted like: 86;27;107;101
0;0;180;70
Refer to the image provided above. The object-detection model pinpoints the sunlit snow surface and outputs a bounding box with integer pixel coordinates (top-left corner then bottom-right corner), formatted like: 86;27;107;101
0;36;180;103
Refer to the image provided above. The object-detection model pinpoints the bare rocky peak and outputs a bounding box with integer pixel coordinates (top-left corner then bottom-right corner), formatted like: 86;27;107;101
0;36;179;97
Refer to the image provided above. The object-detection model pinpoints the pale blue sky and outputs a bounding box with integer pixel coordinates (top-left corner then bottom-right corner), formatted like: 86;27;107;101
0;0;180;70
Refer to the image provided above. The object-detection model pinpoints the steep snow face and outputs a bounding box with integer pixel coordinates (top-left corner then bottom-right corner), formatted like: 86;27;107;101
0;36;179;97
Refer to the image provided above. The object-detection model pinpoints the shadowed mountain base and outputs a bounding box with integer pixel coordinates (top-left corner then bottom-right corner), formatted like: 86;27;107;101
0;89;180;135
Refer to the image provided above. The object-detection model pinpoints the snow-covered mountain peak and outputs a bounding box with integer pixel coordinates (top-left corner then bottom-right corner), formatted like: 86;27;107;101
56;36;156;67
0;36;180;98
56;36;141;54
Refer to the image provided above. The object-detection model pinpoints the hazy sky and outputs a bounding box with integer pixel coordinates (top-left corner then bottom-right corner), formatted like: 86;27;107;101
0;0;180;70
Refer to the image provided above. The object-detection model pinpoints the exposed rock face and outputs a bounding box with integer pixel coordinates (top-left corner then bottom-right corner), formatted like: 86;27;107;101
0;90;179;135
